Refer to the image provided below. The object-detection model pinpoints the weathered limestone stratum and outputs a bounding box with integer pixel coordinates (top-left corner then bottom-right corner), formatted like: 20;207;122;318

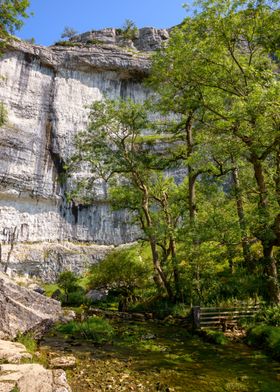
0;241;114;281
0;340;32;364
0;272;61;339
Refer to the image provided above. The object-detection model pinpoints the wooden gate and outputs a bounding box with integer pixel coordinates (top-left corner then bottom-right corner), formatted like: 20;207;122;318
192;305;260;330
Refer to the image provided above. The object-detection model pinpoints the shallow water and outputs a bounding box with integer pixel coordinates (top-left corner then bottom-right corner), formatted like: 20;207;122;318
41;320;280;391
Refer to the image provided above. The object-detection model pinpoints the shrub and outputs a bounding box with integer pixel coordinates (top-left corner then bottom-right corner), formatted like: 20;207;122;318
254;307;280;326
88;246;152;311
201;329;228;345
56;316;114;344
57;271;79;303
54;40;79;47
246;325;280;359
118;19;138;40
0;101;8;126
63;289;85;307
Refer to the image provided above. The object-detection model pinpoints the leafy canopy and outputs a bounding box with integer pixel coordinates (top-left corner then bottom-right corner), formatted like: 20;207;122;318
0;0;31;38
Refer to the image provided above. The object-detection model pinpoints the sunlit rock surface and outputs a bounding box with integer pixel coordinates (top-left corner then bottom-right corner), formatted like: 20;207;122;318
0;272;61;339
0;29;168;278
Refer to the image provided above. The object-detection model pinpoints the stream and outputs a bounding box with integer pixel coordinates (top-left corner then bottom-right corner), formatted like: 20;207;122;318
40;319;280;392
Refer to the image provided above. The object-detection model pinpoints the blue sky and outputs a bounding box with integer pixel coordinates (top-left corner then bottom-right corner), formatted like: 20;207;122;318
17;0;188;46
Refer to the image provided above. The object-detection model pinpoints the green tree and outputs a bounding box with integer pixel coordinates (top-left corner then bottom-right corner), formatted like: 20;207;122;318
150;0;280;303
57;271;79;303
88;246;152;311
120;19;138;40
0;0;30;38
71;99;183;301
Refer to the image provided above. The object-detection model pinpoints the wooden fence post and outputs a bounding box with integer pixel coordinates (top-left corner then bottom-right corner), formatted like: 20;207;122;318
192;306;201;329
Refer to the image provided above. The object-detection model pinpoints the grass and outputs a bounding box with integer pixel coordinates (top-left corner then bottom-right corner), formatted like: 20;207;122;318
200;329;228;345
54;40;80;47
42;283;59;297
55;316;115;344
16;332;37;355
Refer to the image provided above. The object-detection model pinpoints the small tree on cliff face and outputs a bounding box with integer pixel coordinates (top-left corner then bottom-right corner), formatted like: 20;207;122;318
61;26;77;40
150;0;280;304
120;19;138;40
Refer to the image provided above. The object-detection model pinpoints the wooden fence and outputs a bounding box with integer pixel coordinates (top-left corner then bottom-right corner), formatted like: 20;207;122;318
192;304;260;330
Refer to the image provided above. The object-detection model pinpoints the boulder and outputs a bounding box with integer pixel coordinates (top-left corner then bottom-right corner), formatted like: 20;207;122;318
0;364;71;392
59;309;76;324
85;289;108;302
0;340;32;364
49;355;76;369
28;283;45;295
0;272;61;340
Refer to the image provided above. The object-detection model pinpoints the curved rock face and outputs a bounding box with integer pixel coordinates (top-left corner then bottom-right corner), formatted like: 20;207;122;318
0;37;152;247
0;30;168;278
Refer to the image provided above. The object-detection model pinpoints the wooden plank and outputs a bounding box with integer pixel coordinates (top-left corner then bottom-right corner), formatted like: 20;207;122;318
200;310;256;316
200;307;259;312
200;315;254;321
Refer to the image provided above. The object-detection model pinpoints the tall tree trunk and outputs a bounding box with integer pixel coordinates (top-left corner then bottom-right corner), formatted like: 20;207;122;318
161;192;180;301
250;154;280;304
251;155;268;209
263;244;280;304
276;145;280;208
141;189;174;300
149;236;174;301
169;236;181;301
185;114;197;222
231;164;252;268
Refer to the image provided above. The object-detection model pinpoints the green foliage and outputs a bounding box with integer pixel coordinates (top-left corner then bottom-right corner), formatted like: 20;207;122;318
254;307;280;326
70;0;280;306
246;325;280;359
85;38;103;45
56;316;114;343
119;19;138;40
64;289;86;307
16;332;37;354
149;0;280;304
202;329;229;345
0;0;30;38
0;101;8;126
71;98;183;301
54;40;79;47
57;271;81;304
88;246;152;310
42;283;59;297
130;296;190;319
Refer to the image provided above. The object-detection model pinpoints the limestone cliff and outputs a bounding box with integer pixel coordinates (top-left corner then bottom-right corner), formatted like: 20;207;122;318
0;28;169;279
